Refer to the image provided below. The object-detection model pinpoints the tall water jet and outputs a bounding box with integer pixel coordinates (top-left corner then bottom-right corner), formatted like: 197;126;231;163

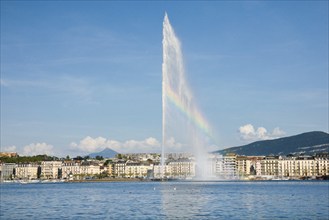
162;13;213;179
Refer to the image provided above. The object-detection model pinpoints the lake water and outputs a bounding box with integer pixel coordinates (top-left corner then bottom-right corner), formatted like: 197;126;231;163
1;181;328;219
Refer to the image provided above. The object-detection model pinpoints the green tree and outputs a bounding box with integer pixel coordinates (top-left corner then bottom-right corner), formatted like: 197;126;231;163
0;154;58;163
95;156;104;160
103;160;112;166
73;156;83;161
37;166;42;179
58;168;62;179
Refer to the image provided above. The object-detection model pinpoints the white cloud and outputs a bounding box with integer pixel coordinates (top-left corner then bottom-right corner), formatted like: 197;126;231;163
239;124;285;142
70;136;107;153
272;127;286;137
2;145;17;152
70;136;164;154
239;124;255;138
256;127;268;139
23;143;54;156
165;137;183;151
145;137;159;146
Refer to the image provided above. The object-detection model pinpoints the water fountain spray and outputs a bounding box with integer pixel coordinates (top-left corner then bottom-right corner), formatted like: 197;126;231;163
162;13;213;179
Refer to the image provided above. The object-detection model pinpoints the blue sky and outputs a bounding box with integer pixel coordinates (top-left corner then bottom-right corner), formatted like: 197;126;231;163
1;1;328;157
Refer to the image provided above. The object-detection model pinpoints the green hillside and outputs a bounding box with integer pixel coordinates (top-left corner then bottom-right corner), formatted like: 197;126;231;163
215;131;329;156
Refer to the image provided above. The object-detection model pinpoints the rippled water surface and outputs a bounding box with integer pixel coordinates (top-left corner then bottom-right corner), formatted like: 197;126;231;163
1;181;328;219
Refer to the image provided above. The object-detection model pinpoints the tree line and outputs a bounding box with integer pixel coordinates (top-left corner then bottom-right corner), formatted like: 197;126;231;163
0;154;105;163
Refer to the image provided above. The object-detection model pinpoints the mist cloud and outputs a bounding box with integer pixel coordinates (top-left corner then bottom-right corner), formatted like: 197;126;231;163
2;145;17;152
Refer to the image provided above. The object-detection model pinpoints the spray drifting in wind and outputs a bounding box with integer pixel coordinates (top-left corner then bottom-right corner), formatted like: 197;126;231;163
162;13;213;179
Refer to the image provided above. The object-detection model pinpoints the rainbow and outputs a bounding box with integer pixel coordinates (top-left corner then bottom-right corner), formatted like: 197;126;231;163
165;84;213;138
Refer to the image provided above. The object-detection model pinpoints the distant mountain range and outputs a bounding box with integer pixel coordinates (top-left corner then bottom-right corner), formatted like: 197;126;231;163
88;148;118;158
214;131;329;156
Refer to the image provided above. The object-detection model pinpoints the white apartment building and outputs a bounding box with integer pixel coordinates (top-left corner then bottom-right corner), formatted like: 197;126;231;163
213;153;328;179
61;161;81;179
41;161;62;179
236;156;263;176
125;161;153;178
153;159;195;179
212;154;237;178
111;161;126;177
153;164;172;178
109;160;152;178
315;154;329;176
261;156;280;176
167;159;195;178
245;154;329;178
79;161;100;176
15;163;39;179
280;156;328;177
38;161;101;179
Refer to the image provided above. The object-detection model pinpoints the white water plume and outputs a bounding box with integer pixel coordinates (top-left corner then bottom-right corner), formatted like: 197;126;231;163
162;13;213;179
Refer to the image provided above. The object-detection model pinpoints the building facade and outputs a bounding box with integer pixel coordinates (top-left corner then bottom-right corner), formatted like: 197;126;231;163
0;163;16;180
15;163;39;180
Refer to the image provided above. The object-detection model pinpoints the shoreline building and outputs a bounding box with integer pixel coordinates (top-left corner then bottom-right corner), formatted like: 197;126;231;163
153;159;195;179
15;163;39;180
1;153;328;181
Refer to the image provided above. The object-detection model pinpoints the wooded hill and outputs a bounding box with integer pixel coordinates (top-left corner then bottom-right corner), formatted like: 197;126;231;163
214;131;329;156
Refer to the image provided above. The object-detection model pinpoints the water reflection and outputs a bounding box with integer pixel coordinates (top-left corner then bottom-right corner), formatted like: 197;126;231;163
1;181;328;219
160;182;210;219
